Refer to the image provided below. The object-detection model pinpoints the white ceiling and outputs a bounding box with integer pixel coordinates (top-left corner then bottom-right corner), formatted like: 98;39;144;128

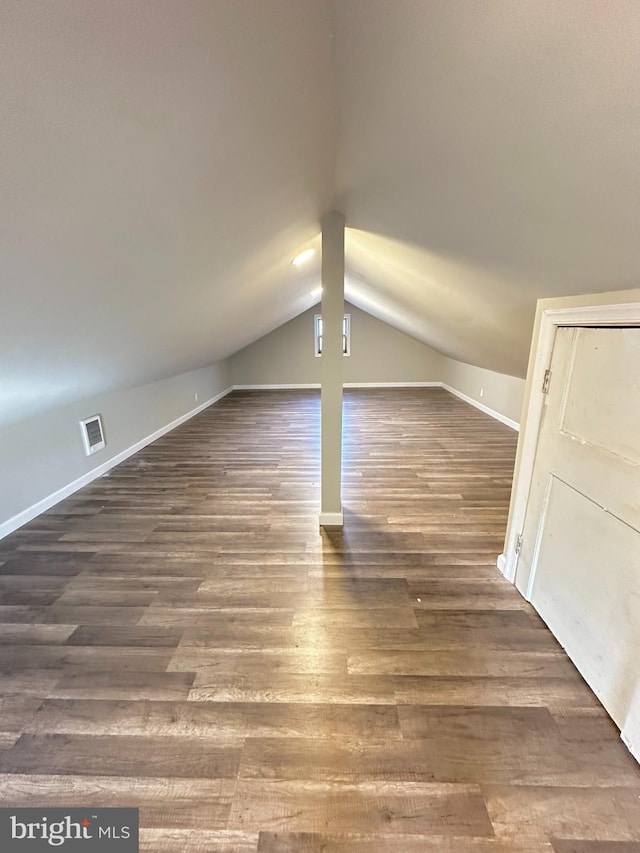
2;0;640;424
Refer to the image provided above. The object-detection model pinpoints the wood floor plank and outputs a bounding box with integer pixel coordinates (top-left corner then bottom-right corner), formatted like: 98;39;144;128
485;785;640;842
0;646;173;672
189;672;397;704
45;605;149;625
25;698;401;741
237;732;572;786
50;671;196;701
179;624;295;650
0;557;90;577
229;779;494;836
0;671;62;697
1;388;638;846
257;833;553;852
0;695;46;733
0;774;235;829
348;648;573;677
393;676;601;708
292;607;418;628
239;708;638;788
65;624;184;648
169;649;348;676
140;829;259;852
0;733;241;779
139;606;295;629
292;623;560;652
0;624;76;644
0;734;20;751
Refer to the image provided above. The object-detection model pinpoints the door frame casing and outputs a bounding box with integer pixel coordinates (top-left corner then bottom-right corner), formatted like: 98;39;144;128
499;289;640;590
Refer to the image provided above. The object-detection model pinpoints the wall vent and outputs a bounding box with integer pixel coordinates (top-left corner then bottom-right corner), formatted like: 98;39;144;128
79;415;106;456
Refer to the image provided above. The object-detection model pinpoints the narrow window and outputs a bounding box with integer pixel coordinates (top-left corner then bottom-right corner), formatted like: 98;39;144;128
342;313;351;357
315;313;350;357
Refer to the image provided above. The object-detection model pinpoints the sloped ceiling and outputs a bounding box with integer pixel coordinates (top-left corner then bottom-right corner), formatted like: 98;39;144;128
338;0;640;376
3;1;640;425
1;0;333;425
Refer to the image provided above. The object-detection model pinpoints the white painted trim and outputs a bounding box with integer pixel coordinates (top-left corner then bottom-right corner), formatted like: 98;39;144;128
233;384;321;390
0;386;233;541
319;511;344;527
622;730;640;764
233;382;442;390
441;384;520;431
622;699;640;765
496;553;507;575
503;297;640;584
343;382;441;388
232;382;520;433
524;474;555;601
542;301;640;326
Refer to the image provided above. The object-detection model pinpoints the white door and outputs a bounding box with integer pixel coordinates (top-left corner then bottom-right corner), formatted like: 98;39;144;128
515;326;640;754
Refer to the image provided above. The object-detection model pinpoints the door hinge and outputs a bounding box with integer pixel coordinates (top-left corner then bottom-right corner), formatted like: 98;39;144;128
515;534;523;555
542;369;551;394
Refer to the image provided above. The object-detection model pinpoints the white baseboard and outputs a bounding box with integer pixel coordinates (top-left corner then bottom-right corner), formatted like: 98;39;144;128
0;386;233;541
440;384;520;431
232;382;519;430
622;729;639;764
343;382;441;389
319;511;344;527
622;718;640;765
232;382;442;391
233;383;320;390
497;553;507;575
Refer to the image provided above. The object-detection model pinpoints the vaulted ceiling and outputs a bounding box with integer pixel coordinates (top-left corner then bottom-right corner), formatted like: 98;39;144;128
3;0;640;425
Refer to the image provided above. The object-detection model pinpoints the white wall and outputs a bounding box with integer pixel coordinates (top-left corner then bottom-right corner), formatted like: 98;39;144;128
231;302;445;386
0;360;232;537
440;357;525;426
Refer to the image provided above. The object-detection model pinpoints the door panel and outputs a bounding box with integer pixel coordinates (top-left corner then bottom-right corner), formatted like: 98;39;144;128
560;328;640;466
530;475;640;729
515;326;640;748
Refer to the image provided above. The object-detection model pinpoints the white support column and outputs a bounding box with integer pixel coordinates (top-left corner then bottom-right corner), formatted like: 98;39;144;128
319;210;345;527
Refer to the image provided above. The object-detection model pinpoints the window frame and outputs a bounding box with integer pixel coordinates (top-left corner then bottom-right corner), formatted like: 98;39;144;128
314;313;350;357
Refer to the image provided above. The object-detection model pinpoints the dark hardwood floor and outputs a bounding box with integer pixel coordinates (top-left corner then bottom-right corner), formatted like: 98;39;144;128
0;388;639;852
